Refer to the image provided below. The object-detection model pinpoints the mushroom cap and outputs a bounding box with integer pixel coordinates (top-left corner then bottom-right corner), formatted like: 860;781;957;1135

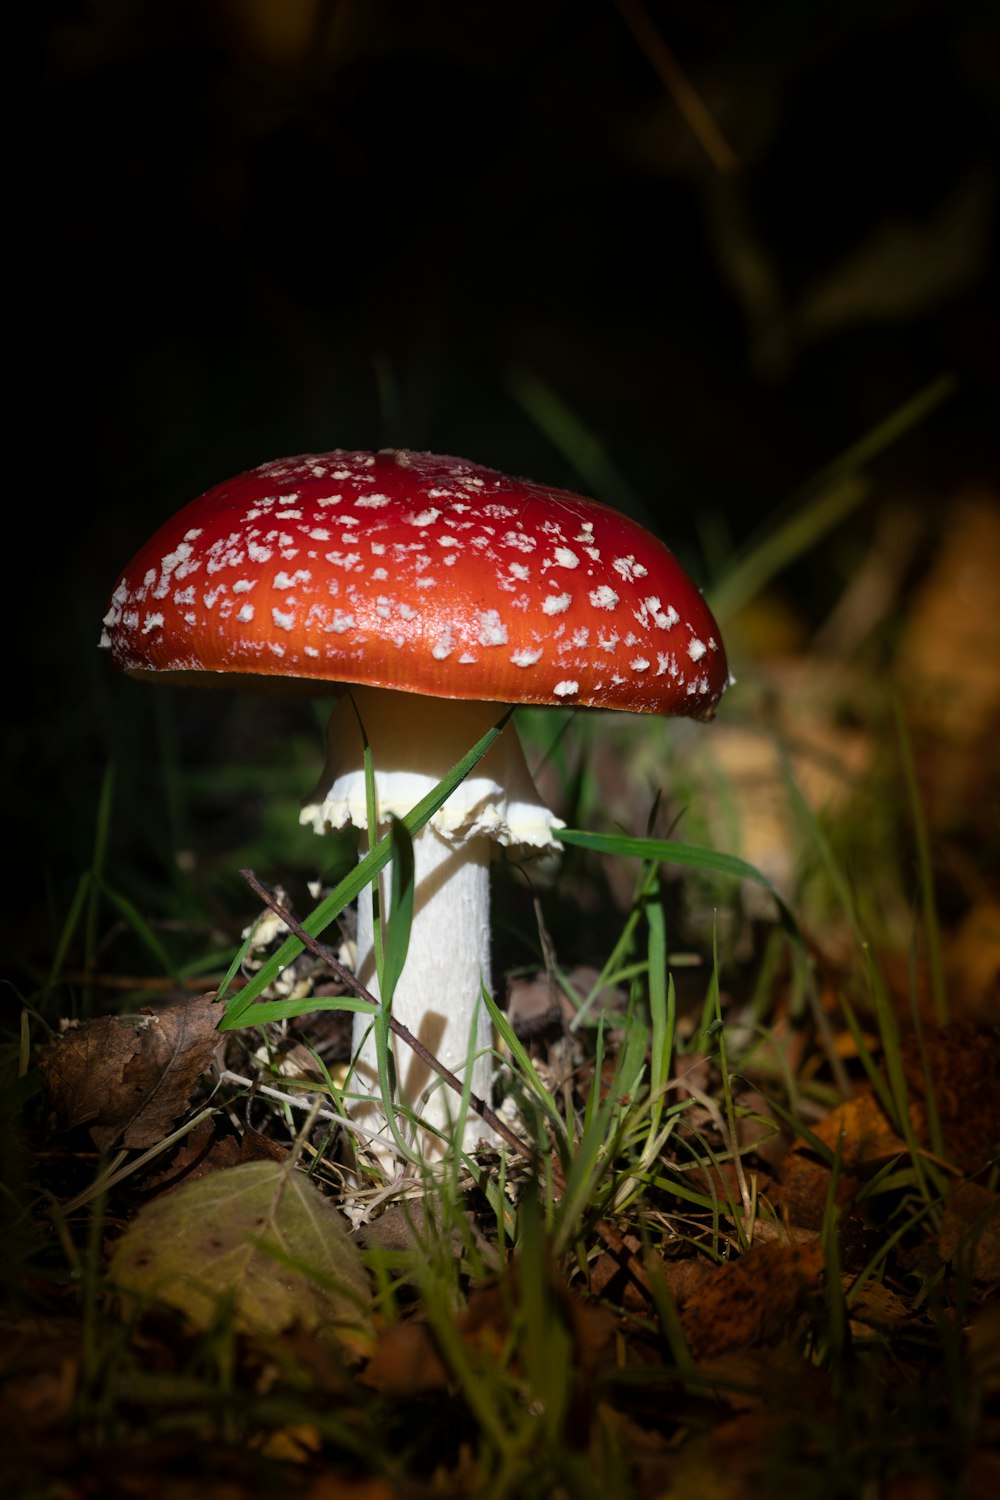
100;449;728;717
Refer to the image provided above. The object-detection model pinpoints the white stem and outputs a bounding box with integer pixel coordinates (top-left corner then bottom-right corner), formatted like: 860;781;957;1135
353;822;493;1157
300;686;563;1164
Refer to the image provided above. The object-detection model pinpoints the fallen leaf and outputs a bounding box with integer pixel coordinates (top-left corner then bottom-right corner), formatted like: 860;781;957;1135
39;993;221;1149
144;1118;241;1194
811;1089;910;1170
669;1241;824;1357
361;1319;449;1397
109;1160;373;1354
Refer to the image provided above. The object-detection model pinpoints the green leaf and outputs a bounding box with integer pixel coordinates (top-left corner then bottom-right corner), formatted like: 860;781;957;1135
109;1160;373;1354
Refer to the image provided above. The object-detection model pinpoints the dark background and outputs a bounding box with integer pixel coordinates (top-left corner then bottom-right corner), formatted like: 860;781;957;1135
16;0;998;985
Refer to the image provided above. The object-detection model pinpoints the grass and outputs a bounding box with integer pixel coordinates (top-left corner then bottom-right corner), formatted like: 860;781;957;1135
4;386;997;1499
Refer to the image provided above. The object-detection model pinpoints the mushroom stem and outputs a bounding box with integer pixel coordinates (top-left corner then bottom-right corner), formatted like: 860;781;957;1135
353;820;493;1155
300;687;563;1161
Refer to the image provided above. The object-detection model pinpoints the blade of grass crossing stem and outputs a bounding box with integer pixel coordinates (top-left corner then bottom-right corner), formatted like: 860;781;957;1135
372;816;419;1166
357;695;386;986
892;690;948;1024
219;710;512;1028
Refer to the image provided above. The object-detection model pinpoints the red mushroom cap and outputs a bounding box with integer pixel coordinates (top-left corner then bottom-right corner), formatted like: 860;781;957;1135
100;450;728;717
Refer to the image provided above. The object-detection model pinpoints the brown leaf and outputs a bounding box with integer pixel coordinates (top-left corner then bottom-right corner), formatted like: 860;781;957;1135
361;1320;450;1397
672;1242;824;1358
39;993;221;1149
811;1089;910;1170
143;1118;241;1195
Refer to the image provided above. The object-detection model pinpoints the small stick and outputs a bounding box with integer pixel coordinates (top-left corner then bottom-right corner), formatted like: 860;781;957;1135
239;868;533;1164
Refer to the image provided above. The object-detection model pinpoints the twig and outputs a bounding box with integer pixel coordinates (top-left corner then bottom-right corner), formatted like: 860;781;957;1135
239;868;534;1164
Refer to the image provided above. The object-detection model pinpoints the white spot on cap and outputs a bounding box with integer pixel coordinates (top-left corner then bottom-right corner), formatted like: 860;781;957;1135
511;648;543;667
551;547;579;569
142;614;164;634
273;569;311;589
631;657;650;672
272;608;296;630
432;627;454;660
613;555;648;581
238;604;255;623
589;585;619;610
501;530;536;553
477;609;508;646
542;592;572;616
233;579;255;594
688;638;707;661
408;507;441;527
553;680;579;697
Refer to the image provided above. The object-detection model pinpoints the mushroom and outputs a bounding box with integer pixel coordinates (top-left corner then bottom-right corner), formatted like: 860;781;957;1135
100;449;728;1161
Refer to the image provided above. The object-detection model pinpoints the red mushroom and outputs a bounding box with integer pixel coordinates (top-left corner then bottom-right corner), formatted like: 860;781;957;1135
100;449;728;1160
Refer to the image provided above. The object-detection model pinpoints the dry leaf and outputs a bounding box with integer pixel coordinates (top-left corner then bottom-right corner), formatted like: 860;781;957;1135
39;993;221;1149
811;1089;910;1170
110;1160;373;1354
361;1320;449;1397
671;1241;824;1357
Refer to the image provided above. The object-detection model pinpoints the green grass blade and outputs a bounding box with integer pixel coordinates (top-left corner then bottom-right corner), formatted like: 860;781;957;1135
556;828;799;937
379;816;415;1009
218;709;512;1030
